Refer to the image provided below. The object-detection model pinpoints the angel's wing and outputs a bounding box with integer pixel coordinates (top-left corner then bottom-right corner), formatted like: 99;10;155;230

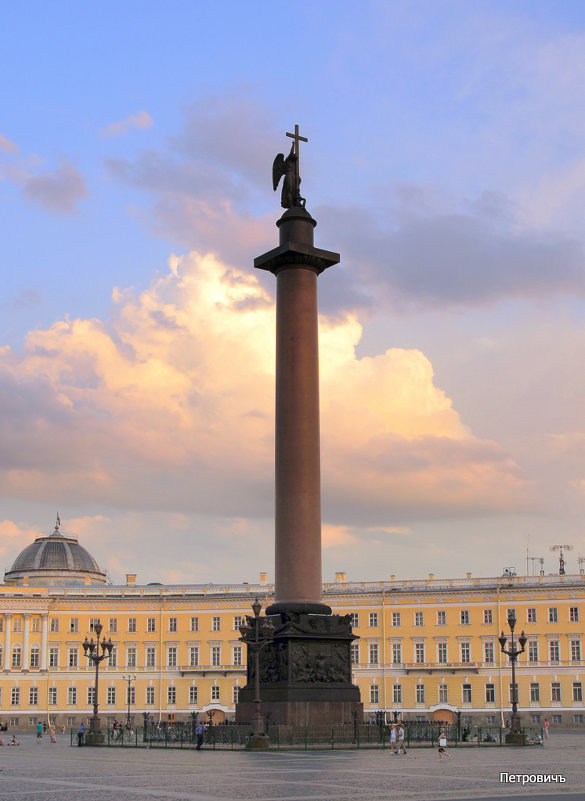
272;153;285;191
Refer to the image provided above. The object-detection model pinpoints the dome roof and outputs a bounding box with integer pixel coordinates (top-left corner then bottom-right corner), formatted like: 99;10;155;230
5;524;106;586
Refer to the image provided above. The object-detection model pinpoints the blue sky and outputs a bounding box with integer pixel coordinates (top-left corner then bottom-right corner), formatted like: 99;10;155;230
2;1;585;583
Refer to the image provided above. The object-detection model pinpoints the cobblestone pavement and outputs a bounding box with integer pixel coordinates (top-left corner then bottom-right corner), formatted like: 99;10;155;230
0;732;582;800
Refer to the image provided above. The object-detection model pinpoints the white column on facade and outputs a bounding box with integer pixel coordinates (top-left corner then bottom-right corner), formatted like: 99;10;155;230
40;614;48;671
4;614;12;672
22;614;30;671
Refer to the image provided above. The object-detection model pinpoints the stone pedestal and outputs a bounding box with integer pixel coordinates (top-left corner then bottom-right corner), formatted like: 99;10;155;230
236;611;362;725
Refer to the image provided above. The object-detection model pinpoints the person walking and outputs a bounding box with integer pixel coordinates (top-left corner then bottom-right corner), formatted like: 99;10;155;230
49;724;57;743
36;721;43;742
389;723;398;754
544;718;550;738
397;723;407;754
77;722;86;747
195;722;206;750
438;728;450;760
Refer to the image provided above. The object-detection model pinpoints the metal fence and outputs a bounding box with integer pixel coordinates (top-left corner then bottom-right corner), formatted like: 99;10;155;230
71;720;544;749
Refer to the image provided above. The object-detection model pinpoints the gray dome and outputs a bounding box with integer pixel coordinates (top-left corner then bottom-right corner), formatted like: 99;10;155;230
5;525;106;586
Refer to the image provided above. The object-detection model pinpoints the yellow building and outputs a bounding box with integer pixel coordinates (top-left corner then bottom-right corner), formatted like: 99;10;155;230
1;528;584;731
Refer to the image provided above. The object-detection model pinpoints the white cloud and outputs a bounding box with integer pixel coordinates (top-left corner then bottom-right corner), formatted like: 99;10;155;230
99;111;154;138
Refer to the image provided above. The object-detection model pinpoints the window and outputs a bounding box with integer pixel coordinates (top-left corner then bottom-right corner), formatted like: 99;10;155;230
571;640;581;662
391;612;401;627
233;686;240;704
460;610;469;625
232;645;242;666
350;613;359;628
12;617;22;633
12;646;21;668
189;686;198;705
484;641;494;664
30;647;40;668
190;617;199;632
68;648;78;668
415;611;424;627
350;643;359;664
11;688;20;706
483;609;493;624
167;647;177;668
549;641;560;663
573;682;583;702
107;687;116;705
415;643;425;664
460;642;471;663
530;683;540;703
437;610;446;625
548;607;558;623
439;684;448;703
189;646;199;667
29;687;38;705
531;714;541;724
211;646;221;666
167;686;176;705
68;687;77;705
485;684;495;703
69;618;79;633
127;687;135;705
462;684;472;704
31;617;41;633
551;682;561;702
437;642;448;664
574;714;584;725
126;647;137;668
109;618;118;633
416;684;425;703
551;714;562;725
528;640;539;663
168;617;177;633
368;643;379;664
211;685;220;702
49;647;59;668
393;684;402;703
128;617;137;633
369;612;378;628
212;616;221;632
88;687;95;705
146;687;155;705
146;647;156;668
392;643;401;664
147;617;156;633
486;715;496;725
527;608;537;623
50;618;59;633
89;618;100;632
370;685;379;704
48;688;57;706
570;606;580;623
108;647;117;668
234;616;243;630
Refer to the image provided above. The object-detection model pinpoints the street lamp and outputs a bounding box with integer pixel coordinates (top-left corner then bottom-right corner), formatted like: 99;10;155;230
82;620;114;742
239;598;274;749
498;610;527;743
122;674;136;728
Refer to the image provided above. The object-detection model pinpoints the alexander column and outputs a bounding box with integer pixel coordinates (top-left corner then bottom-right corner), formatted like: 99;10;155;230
236;127;362;726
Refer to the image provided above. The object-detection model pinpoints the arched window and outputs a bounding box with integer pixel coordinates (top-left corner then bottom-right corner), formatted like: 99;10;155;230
30;646;40;668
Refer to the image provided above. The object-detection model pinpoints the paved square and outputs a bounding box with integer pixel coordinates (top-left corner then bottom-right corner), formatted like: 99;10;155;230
0;732;583;801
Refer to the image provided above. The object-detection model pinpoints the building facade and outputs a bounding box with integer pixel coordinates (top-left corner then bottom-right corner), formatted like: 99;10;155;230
0;568;584;730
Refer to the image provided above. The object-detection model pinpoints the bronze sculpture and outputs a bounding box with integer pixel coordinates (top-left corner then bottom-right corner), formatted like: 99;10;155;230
272;124;307;208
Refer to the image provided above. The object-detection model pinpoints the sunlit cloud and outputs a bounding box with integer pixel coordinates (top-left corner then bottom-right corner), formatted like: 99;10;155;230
99;111;154;138
0;133;19;154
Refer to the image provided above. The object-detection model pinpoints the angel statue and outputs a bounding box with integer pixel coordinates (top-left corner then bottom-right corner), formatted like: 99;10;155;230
272;143;305;208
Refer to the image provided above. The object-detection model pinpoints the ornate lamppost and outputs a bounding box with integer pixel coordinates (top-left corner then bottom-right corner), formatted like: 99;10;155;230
239;598;274;750
123;674;136;728
499;610;527;744
82;620;114;743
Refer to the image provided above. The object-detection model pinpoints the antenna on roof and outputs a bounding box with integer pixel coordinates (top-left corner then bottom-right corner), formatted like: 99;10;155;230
550;544;573;575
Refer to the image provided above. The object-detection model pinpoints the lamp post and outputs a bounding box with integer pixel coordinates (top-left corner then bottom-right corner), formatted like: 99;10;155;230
498;610;527;744
122;674;136;728
239;598;274;749
82;620;113;742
